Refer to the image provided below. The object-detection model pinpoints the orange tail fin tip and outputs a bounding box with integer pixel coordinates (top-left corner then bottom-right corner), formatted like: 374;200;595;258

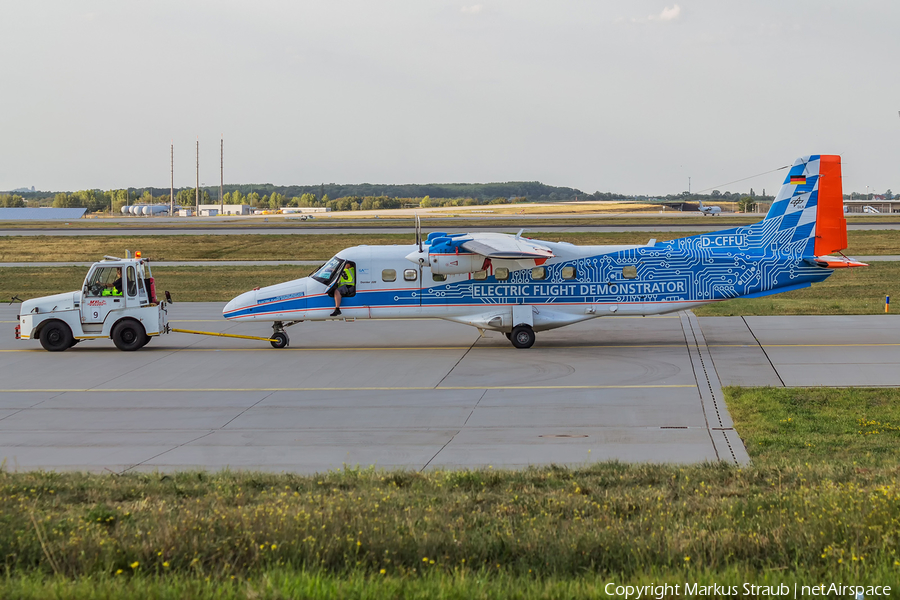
814;155;848;256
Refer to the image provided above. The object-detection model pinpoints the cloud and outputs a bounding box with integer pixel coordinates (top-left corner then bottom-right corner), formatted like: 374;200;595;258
649;4;681;21
460;5;483;14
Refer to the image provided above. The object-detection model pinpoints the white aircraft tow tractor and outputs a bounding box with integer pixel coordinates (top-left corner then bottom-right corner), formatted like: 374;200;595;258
14;252;278;352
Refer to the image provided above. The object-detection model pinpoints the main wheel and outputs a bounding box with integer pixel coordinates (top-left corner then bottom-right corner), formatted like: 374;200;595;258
39;320;74;352
112;319;146;351
510;325;535;349
270;331;289;349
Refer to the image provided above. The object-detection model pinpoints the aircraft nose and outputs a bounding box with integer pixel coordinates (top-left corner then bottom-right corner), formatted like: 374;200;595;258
223;290;255;319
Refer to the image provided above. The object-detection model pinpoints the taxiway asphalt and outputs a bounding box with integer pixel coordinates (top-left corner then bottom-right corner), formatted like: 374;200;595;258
2;305;898;474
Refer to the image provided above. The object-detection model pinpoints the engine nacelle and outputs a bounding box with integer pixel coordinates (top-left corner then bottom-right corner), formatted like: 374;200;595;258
405;249;488;274
429;252;487;275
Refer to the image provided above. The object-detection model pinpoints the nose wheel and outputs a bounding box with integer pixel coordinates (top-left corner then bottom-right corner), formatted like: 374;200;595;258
270;332;289;348
270;321;290;348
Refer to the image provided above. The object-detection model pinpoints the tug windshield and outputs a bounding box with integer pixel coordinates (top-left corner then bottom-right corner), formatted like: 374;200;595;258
311;256;344;285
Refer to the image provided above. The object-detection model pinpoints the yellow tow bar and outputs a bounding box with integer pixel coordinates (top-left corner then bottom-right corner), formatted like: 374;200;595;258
170;328;278;343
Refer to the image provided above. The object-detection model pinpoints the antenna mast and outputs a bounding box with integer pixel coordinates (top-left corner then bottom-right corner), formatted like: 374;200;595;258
170;142;174;215
220;135;224;215
195;137;199;217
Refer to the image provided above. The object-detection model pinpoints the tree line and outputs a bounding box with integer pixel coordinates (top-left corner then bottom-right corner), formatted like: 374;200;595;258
10;182;890;215
22;189;531;213
0;194;26;207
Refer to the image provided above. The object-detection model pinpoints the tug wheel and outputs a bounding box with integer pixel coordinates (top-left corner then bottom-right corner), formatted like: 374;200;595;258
40;320;74;352
270;331;289;349
112;319;146;352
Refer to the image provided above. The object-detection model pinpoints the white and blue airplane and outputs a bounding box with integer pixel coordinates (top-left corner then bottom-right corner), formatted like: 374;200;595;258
698;198;722;216
223;155;866;349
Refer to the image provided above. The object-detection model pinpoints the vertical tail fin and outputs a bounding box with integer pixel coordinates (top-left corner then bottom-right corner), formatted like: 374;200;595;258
814;156;847;255
762;155;847;256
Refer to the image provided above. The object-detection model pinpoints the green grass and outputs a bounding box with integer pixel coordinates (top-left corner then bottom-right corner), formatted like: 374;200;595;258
0;215;761;230
1;463;899;589
1;229;898;262
1;211;897;230
1;265;313;303
3;569;895;600
2;387;900;597
0;232;705;263
726;387;900;467
0;234;413;262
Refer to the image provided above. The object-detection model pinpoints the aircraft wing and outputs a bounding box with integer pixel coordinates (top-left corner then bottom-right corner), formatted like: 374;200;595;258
460;234;554;259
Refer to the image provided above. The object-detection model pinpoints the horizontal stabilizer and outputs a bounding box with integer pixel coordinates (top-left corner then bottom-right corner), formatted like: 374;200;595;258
809;256;868;269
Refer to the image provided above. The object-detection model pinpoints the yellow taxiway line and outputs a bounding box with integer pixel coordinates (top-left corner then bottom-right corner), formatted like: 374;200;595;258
708;343;900;348
5;342;900;353
0;344;691;352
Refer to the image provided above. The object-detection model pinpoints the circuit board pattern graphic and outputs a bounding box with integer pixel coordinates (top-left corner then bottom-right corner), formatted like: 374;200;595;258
403;155;831;307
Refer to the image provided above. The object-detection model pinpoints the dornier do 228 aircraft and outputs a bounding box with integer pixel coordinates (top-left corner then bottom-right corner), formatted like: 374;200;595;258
224;155;866;349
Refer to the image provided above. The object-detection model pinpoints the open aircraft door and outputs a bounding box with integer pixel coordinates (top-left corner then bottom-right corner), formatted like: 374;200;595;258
416;216;424;305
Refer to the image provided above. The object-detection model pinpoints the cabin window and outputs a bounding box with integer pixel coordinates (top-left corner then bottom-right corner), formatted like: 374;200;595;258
312;256;344;285
473;270;487;280
495;268;509;280
532;267;546;280
562;266;576;280
382;269;396;282
432;274;447;282
403;269;417;281
622;266;637;279
126;266;137;296
85;266;121;297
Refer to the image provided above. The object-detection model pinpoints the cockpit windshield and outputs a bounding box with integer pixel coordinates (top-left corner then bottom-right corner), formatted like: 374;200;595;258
311;256;344;285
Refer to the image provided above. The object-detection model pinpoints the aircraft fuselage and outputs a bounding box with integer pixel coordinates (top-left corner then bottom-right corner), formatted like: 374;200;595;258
223;231;830;332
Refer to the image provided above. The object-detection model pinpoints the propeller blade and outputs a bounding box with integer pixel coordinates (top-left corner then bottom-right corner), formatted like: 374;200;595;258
416;214;423;252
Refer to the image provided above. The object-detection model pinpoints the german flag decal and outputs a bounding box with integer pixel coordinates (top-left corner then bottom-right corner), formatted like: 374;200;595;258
790;175;807;185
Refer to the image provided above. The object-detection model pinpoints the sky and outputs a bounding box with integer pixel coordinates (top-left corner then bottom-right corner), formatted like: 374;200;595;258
1;1;898;196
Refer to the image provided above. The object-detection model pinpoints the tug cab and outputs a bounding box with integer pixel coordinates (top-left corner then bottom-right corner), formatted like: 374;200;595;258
15;252;167;352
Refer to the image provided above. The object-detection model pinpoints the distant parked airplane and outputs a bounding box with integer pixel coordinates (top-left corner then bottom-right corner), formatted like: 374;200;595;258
698;198;722;216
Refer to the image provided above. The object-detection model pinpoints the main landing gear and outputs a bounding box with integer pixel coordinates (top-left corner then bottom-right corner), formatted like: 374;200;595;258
270;320;301;349
507;324;536;349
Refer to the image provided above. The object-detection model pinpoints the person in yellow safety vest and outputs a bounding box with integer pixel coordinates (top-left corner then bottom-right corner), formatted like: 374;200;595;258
102;268;124;296
331;264;355;317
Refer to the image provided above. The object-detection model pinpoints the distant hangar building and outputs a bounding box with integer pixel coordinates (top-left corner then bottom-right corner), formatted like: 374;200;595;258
197;204;253;216
843;200;900;214
0;207;87;220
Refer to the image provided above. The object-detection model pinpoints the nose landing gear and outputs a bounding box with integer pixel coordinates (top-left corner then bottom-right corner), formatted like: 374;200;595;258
270;320;300;349
270;330;289;349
